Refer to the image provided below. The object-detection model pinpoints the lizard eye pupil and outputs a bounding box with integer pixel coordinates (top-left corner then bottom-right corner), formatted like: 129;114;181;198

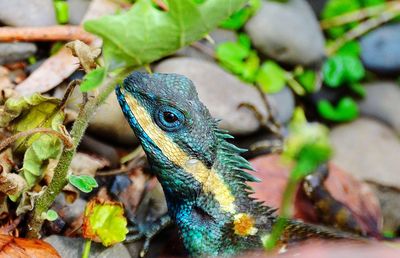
155;105;185;131
163;111;178;123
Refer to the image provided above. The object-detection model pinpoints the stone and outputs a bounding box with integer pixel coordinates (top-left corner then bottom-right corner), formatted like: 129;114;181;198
306;0;328;17
54;84;138;146
155;57;294;135
0;43;37;65
44;235;132;258
359;81;400;134
245;0;325;66
360;23;400;74
0;0;56;27
68;0;91;25
330;118;400;189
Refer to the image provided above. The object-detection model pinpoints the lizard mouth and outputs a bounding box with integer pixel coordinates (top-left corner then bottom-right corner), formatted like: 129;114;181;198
115;85;160;153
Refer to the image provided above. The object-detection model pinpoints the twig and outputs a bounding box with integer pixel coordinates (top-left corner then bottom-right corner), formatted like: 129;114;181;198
0;26;95;43
26;69;130;238
0;128;73;153
320;2;396;29
59;80;81;111
327;3;400;55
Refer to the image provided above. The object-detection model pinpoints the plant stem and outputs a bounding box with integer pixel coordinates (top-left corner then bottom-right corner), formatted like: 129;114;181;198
26;69;129;238
320;2;393;29
327;2;400;55
82;239;92;258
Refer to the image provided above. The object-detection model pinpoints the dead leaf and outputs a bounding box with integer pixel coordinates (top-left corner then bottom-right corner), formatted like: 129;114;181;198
0;234;60;258
14;0;121;96
66;40;101;73
249;154;382;237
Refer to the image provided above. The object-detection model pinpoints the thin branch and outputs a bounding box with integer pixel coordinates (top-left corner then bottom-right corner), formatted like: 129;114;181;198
59;80;81;111
320;2;396;29
327;3;400;55
0;128;73;153
26;69;130;238
0;26;95;43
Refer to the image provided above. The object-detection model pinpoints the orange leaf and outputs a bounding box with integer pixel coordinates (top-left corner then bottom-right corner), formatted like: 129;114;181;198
0;234;60;257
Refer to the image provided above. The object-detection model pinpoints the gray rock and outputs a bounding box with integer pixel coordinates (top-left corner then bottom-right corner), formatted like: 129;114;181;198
330;118;400;188
359;81;400;134
55;84;138;146
306;0;328;16
0;43;37;65
368;183;400;233
52;194;87;224
245;0;325;66
361;23;400;74
155;57;294;135
44;235;132;258
68;0;91;25
0;0;56;27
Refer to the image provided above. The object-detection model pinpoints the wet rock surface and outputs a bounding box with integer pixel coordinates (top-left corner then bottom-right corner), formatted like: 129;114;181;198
330;118;400;189
245;0;325;66
359;81;400;134
360;23;400;75
0;0;57;27
155;57;294;135
44;235;132;258
0;43;37;65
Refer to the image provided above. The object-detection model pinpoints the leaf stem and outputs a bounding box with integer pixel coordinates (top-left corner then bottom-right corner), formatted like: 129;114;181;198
26;69;130;238
82;239;92;258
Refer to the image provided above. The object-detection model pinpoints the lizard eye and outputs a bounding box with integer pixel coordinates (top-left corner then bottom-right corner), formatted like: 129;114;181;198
155;105;185;131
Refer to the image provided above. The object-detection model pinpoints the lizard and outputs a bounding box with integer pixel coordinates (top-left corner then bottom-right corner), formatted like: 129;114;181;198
115;72;357;257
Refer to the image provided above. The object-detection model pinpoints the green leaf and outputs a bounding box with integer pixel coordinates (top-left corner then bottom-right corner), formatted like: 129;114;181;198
283;108;332;178
54;1;69;24
83;199;128;247
323;54;365;87
220;0;261;30
84;0;247;70
44;209;59;221
349;82;366;97
69;175;98;193
80;67;107;92
256;61;286;94
337;40;362;56
0;94;65;194
317;97;359;122
241;51;260;82
297;69;317;93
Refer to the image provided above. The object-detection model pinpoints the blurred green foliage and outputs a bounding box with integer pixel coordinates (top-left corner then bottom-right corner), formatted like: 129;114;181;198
220;0;261;30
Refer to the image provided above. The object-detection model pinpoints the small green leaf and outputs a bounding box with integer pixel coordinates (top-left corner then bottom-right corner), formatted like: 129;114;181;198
317;97;359;122
349;82;366;97
337;40;362;56
241;51;260;82
45;209;59;221
80;67;106;92
297;69;317;93
220;0;261;30
83;199;128;246
323;54;365;87
54;1;69;24
69;175;98;193
256;61;286;93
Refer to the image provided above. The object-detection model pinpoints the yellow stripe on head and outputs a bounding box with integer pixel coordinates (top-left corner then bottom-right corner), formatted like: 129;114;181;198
123;89;236;214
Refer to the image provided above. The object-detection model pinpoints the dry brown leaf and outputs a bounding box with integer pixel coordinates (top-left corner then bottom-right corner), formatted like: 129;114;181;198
14;0;121;96
65;40;101;73
0;234;60;258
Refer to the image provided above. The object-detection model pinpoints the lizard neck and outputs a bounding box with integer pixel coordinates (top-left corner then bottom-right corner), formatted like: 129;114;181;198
150;129;276;256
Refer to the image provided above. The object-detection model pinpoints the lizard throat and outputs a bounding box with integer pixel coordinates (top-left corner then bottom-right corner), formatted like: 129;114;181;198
120;88;237;214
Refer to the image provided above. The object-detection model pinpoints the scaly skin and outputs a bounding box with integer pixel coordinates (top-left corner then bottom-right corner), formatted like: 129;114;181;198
116;72;348;257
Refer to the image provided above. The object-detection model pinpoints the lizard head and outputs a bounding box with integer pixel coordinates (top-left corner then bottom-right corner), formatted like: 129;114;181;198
115;72;219;196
